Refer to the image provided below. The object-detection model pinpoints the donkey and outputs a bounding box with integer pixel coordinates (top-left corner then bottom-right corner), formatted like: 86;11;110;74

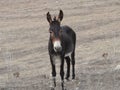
46;10;76;90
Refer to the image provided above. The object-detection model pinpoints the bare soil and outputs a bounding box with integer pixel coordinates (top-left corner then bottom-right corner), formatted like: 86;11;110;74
0;0;120;90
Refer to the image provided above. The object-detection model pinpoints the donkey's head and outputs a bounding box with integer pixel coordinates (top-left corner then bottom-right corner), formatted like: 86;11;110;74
46;10;64;52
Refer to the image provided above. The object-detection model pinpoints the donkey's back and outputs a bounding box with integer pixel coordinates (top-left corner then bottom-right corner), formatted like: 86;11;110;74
61;25;76;57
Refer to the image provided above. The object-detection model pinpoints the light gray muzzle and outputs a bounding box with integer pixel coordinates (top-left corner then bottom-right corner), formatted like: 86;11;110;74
53;40;62;52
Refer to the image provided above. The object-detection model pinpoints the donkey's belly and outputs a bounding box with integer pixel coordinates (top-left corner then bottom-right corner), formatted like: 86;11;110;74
65;51;72;57
64;44;74;57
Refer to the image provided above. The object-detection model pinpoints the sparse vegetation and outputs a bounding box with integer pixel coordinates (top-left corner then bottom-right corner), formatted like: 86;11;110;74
0;0;120;90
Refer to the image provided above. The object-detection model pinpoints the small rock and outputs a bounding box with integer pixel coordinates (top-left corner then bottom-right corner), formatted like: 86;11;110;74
102;53;108;59
13;72;20;78
115;65;120;70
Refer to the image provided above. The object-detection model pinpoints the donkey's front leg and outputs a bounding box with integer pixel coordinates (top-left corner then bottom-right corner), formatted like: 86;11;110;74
50;55;56;90
60;56;66;90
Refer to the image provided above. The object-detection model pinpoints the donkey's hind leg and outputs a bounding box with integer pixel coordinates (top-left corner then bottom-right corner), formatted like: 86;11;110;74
71;51;75;79
65;56;70;80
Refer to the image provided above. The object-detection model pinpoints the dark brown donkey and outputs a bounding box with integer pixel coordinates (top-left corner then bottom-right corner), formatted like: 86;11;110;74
46;10;76;90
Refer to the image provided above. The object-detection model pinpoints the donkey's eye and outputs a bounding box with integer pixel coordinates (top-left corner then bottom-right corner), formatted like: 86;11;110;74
49;31;54;37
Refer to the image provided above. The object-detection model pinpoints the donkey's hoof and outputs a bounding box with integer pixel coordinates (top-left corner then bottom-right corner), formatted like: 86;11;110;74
65;78;70;81
72;76;75;80
64;88;67;90
51;87;55;90
62;88;67;90
72;78;75;80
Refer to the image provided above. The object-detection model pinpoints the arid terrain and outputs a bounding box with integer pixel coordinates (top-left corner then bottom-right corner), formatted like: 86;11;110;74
0;0;120;90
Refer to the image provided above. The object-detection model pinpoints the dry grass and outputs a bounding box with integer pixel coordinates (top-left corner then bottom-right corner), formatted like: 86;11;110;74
0;0;120;90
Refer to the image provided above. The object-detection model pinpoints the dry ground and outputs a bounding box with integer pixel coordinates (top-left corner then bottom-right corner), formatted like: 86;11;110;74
0;0;120;90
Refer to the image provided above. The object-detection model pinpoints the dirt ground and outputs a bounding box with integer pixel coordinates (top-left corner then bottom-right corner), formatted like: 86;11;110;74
0;0;120;90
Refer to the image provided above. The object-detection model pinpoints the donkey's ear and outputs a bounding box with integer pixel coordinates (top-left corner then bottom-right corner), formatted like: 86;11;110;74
58;10;63;22
46;12;52;23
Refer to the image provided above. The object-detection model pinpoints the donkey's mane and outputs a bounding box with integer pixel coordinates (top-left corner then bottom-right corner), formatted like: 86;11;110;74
53;16;57;21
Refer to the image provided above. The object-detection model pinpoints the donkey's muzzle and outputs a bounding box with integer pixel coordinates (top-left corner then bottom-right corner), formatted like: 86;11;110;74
53;41;62;52
54;47;62;52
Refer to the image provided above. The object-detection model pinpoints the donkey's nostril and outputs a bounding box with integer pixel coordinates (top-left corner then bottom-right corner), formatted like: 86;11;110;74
55;47;59;50
53;40;62;52
54;47;62;52
55;47;57;50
